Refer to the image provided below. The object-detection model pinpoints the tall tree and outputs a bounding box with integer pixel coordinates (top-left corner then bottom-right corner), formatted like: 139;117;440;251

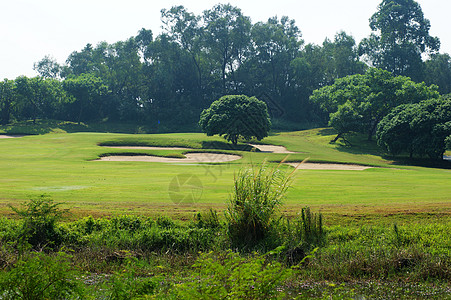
142;34;201;128
203;4;252;93
33;55;62;79
65;44;96;77
0;79;16;125
322;31;366;80
161;6;205;105
424;53;451;95
63;74;109;123
14;77;66;122
359;0;440;81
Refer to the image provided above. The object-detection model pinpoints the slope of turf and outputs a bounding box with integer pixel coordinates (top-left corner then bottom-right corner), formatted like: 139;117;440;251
0;129;449;218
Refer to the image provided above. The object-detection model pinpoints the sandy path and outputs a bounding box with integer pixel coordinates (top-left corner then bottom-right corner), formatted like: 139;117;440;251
98;152;241;163
102;145;192;150
249;144;297;153
285;162;373;171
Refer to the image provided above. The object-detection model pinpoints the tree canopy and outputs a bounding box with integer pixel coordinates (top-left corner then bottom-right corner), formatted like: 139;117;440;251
310;68;440;141
199;95;271;144
2;2;451;133
359;0;440;81
377;96;451;159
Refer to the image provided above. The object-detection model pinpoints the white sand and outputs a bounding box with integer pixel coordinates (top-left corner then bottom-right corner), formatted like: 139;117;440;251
249;144;297;153
100;144;373;169
0;135;23;139
97;152;241;163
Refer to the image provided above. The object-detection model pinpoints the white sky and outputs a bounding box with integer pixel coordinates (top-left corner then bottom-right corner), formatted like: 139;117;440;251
1;0;450;80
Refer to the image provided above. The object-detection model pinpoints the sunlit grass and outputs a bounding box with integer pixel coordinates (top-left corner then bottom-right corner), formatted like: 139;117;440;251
0;128;449;220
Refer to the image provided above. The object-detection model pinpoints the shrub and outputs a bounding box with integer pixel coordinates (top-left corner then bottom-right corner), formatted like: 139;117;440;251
0;252;82;299
10;195;67;250
173;251;291;299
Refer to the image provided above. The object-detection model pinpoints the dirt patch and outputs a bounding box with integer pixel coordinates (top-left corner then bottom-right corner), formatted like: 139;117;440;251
97;152;241;163
285;162;373;171
249;144;297;153
101;146;192;150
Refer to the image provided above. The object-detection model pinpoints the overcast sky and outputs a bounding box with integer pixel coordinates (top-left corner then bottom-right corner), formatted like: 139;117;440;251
1;0;450;80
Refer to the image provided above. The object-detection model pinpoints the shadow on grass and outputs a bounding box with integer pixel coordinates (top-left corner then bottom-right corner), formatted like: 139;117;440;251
327;132;384;157
0;119;202;135
387;157;451;169
317;128;337;136
319;129;451;169
201;141;257;152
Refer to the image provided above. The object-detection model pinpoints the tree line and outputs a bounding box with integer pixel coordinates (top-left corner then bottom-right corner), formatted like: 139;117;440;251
1;1;451;133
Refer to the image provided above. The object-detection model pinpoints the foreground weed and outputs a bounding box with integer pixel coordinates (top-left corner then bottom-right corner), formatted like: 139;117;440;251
0;251;82;300
104;257;160;300
226;161;293;249
173;251;291;299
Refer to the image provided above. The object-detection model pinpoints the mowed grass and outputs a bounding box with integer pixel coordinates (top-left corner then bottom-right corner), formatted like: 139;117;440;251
0;129;450;220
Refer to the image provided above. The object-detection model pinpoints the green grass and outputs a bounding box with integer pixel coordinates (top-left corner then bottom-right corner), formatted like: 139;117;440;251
1;124;450;298
0;128;450;219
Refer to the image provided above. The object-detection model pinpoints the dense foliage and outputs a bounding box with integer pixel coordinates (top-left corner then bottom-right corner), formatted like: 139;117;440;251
199;95;271;144
310;68;440;141
0;197;449;298
2;1;450;132
359;0;440;81
377;96;451;159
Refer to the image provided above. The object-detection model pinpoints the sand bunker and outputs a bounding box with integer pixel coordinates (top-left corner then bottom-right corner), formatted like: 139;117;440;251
285;162;373;171
98;152;241;163
104;144;297;153
0;135;24;139
102;146;192;150
249;144;297;153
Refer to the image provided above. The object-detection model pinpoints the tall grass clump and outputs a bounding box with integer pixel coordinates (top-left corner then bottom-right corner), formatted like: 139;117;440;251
226;162;293;249
297;207;324;247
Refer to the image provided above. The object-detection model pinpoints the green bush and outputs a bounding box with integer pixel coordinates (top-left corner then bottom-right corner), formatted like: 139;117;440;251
0;252;82;299
10;195;67;250
173;251;291;299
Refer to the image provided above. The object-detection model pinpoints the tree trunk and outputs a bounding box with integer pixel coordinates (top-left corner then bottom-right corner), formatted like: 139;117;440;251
331;132;344;143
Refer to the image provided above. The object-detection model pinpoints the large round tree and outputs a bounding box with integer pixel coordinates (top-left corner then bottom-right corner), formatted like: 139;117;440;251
377;96;451;159
199;95;271;144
